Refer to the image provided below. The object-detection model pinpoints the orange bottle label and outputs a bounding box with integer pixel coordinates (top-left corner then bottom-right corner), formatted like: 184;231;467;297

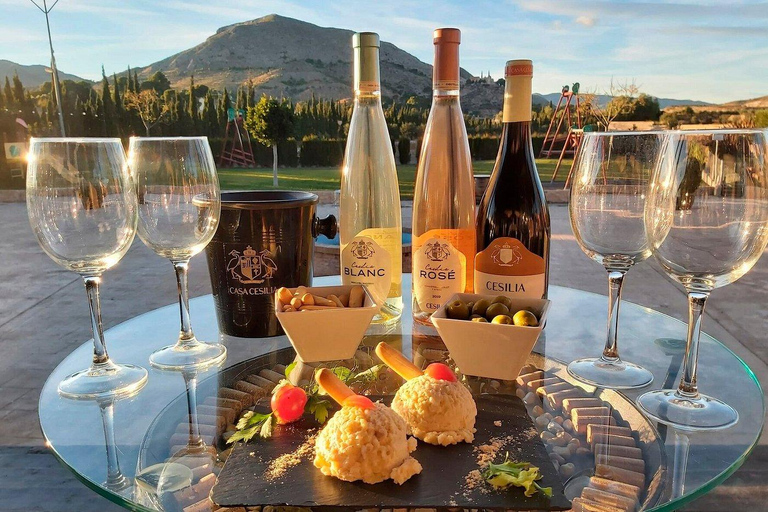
474;237;545;298
412;229;475;313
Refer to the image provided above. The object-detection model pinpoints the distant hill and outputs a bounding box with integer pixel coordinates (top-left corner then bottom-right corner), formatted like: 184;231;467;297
722;95;768;109
136;14;470;102
0;59;88;88
539;92;710;109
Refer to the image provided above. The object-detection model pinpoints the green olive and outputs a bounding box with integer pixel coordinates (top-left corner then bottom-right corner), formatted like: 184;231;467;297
485;302;510;321
513;310;539;327
491;314;513;325
472;298;491;317
492;295;513;309
466;301;475;312
470;314;488;322
446;299;470;320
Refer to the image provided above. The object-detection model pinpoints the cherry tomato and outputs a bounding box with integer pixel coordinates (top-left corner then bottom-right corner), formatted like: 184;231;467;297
424;362;457;382
343;395;375;410
271;383;308;424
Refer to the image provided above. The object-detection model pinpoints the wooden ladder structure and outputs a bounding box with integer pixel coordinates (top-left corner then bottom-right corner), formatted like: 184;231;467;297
219;108;256;168
539;83;582;159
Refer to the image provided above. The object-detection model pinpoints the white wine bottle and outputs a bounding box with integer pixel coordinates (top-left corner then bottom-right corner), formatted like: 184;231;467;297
475;60;550;298
412;28;475;325
340;32;403;323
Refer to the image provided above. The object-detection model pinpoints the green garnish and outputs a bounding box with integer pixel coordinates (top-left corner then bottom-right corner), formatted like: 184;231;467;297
227;411;276;443
228;362;388;443
482;454;553;498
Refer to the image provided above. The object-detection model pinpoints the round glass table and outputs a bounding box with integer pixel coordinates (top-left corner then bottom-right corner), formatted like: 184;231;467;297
39;275;764;511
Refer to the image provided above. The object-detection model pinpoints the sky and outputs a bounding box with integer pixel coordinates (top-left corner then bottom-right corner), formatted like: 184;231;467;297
4;0;768;103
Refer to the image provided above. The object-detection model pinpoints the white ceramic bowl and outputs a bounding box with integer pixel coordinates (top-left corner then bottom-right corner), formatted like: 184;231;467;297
431;293;550;381
275;285;378;362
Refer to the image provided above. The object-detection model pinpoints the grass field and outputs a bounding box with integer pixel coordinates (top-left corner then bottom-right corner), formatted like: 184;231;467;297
219;159;569;197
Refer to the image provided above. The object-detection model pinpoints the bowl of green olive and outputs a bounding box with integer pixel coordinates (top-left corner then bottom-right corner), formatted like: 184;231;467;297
431;293;550;381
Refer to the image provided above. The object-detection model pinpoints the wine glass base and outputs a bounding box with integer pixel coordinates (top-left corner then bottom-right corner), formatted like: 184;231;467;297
637;389;739;431
149;341;227;371
58;362;148;400
567;357;654;389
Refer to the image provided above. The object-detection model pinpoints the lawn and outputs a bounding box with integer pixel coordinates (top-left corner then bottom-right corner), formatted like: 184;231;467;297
219;159;569;197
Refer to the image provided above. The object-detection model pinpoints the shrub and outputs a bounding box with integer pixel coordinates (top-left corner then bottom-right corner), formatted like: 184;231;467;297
397;138;410;164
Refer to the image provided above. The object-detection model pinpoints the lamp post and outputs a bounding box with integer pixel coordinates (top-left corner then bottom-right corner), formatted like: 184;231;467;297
30;0;66;136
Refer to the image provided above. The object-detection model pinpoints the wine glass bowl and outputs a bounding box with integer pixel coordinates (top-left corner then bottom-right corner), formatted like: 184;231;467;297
567;131;665;389
27;138;147;399
639;129;768;430
129;137;225;371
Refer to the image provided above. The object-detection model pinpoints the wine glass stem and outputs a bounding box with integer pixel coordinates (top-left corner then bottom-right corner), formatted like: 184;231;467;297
99;399;127;490
602;269;626;362
173;259;196;345
183;370;204;450
83;275;110;366
678;291;709;398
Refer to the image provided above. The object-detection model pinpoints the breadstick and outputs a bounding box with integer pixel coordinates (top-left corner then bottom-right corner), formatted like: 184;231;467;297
312;294;337;307
300;305;338;310
349;286;365;307
315;368;355;405
338;294;350;307
376;342;423;381
290;297;303;309
300;293;315;306
276;287;293;306
328;294;345;307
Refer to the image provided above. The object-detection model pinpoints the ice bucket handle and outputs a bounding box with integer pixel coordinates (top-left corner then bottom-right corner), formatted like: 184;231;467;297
313;214;337;240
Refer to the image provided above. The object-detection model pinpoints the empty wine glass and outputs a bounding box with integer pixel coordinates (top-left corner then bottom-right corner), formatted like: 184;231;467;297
27;138;147;399
129;137;225;370
639;129;768;430
567;131;664;389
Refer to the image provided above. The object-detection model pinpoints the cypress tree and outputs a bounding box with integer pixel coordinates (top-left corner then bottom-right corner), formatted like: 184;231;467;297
202;90;218;137
187;75;197;133
12;72;24;105
126;66;134;93
133;70;140;92
113;72;124;133
3;77;13;108
100;66;116;136
217;87;231;129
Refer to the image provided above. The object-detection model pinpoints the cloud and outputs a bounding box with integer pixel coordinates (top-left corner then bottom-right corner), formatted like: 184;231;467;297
575;15;596;26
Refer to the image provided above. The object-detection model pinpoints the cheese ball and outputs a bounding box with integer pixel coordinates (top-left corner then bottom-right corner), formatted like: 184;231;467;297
391;375;477;446
314;402;422;485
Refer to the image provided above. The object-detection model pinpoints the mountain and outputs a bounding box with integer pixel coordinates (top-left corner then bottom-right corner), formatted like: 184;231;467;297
722;95;768;109
137;14;470;102
538;92;710;109
0;59;88;88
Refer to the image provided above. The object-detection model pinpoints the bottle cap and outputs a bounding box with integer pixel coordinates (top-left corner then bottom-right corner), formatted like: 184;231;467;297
433;28;461;90
353;32;380;48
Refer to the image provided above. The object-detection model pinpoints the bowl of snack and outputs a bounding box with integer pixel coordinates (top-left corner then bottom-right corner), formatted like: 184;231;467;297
275;285;378;362
431;294;550;381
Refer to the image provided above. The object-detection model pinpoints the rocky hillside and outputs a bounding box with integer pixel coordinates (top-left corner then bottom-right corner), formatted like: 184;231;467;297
137;14;470;103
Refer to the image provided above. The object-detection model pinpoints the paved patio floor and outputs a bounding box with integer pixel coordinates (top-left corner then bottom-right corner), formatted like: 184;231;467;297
0;201;766;511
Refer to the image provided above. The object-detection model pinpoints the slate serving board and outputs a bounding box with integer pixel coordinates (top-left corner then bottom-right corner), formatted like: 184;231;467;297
212;394;571;510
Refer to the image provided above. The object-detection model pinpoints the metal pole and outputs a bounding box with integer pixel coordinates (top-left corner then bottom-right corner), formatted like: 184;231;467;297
32;0;66;136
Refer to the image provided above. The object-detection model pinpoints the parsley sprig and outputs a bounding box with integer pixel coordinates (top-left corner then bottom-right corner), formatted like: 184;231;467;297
482;454;553;498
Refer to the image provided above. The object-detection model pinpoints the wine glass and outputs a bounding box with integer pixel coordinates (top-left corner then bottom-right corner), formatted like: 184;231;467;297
26;138;147;399
567;131;664;389
639;129;768;430
128;137;225;370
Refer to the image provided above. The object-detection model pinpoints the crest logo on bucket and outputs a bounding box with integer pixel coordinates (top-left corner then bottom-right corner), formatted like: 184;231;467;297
226;245;278;285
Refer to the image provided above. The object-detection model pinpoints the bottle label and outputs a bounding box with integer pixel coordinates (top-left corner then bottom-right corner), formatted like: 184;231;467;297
357;80;380;94
341;228;400;304
413;229;474;313
433;79;460;90
474;238;545;298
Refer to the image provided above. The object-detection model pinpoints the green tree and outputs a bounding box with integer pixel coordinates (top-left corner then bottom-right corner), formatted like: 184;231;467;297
202;90;219;137
245;96;295;186
12;72;25;105
125;89;169;136
187;75;198;133
141;71;171;94
754;110;768;128
217;88;231;129
3;77;13;107
100;67;116;136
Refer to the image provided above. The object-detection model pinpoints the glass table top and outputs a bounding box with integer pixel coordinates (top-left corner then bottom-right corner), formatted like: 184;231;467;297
39;275;764;511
